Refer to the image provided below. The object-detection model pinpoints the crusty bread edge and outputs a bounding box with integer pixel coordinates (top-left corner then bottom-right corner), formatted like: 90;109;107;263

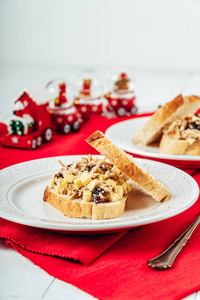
43;186;127;220
183;95;200;105
133;94;184;145
86;130;171;202
160;134;200;156
134;95;200;145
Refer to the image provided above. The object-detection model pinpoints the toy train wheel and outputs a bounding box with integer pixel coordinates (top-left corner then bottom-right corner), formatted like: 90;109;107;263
31;138;37;150
72;120;79;131
37;136;42;147
130;106;138;115
42;128;52;142
117;107;126;117
62;123;71;134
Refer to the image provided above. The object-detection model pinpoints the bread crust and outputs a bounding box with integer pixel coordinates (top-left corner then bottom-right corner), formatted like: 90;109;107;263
134;95;200;145
160;135;200;156
86;131;171;202
43;186;127;220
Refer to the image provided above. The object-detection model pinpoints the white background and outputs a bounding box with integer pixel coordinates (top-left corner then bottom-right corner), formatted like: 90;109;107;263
1;2;200;299
1;0;200;70
1;0;200;119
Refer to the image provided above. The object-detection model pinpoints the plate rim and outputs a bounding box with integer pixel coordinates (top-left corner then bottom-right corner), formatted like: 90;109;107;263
0;155;199;233
105;117;200;162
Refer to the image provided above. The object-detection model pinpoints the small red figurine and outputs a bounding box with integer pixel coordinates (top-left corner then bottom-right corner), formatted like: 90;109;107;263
1;90;53;150
104;72;137;117
74;77;106;121
79;79;91;97
114;73;130;92
54;82;68;107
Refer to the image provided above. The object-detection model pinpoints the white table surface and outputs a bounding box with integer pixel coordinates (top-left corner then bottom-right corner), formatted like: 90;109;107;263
0;65;200;300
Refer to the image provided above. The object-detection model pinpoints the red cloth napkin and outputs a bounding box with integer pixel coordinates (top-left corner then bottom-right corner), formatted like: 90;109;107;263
1;112;200;300
0;218;126;265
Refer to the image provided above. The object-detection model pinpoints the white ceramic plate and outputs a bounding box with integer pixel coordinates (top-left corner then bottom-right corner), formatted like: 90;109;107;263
0;155;199;233
105;117;200;168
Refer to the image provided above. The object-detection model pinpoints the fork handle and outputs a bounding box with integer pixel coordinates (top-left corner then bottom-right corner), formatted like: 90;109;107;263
147;215;200;270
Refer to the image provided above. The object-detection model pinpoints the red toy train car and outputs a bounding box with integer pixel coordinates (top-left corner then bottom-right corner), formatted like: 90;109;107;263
105;91;137;117
1;91;52;150
104;72;137;117
49;104;81;134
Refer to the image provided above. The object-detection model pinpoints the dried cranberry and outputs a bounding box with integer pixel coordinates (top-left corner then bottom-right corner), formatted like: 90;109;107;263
99;166;108;172
190;122;198;129
67;164;72;169
92;187;105;195
54;172;64;179
86;165;94;172
92;195;101;204
91;187;105;203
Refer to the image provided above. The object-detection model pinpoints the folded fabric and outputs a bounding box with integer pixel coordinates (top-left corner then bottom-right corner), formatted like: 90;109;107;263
0;218;126;265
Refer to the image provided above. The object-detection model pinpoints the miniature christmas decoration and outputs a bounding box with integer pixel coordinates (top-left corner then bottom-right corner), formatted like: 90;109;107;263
49;104;81;134
54;82;68;107
79;79;92;97
0;90;53;150
46;79;82;134
104;71;137;117
73;71;107;121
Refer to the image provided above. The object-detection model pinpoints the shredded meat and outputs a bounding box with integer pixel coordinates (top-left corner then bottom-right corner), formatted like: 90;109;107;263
163;115;200;142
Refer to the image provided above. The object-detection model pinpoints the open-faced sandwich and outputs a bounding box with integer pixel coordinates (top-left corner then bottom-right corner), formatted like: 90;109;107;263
43;131;171;219
160;114;200;155
133;94;200;146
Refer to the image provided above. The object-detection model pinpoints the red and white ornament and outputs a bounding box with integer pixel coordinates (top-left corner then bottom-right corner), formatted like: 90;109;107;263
46;79;81;134
104;71;137;117
73;71;106;121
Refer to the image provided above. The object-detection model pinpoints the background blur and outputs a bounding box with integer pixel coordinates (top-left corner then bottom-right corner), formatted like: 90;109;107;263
1;0;200;118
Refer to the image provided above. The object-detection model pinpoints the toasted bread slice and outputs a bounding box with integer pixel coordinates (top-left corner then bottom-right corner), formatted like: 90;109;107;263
44;186;127;220
86;131;171;202
133;95;200;145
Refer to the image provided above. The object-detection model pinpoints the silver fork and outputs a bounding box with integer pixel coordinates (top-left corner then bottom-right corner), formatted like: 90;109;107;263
147;215;200;270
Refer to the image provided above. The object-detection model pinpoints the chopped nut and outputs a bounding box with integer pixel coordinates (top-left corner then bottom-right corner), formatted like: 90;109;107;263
112;165;121;175
56;180;68;194
110;193;122;202
48;179;54;188
114;185;123;198
107;178;118;186
74;178;83;188
122;182;131;194
98;174;104;181
118;178;125;184
83;190;92;202
64;174;75;182
87;179;98;191
80;173;92;185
